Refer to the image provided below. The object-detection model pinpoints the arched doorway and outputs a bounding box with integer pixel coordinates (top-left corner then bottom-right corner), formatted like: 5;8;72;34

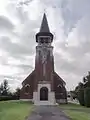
40;87;48;101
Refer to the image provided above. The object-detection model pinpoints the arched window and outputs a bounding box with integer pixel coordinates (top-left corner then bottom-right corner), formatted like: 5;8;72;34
57;84;63;93
25;84;30;94
55;84;63;99
57;84;62;88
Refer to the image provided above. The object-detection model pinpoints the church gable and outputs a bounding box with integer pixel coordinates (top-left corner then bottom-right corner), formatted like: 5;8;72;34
54;72;66;85
53;72;67;100
22;70;35;85
20;70;35;99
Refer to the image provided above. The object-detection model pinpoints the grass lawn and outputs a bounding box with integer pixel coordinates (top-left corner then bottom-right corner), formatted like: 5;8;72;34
60;103;90;120
0;101;34;120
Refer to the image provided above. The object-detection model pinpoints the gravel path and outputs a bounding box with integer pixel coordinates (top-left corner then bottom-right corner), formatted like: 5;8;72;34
27;105;70;120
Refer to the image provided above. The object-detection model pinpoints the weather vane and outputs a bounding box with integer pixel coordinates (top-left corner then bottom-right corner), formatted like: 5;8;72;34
44;8;46;13
43;6;47;14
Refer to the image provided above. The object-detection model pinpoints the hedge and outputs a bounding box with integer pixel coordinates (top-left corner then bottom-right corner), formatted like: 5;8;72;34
0;95;19;101
78;89;84;106
84;87;90;107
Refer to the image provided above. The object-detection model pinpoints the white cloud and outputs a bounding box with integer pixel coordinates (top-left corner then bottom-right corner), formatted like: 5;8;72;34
0;0;90;91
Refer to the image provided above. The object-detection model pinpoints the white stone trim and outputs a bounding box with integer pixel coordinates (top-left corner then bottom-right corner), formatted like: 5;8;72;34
39;36;51;39
38;83;51;92
57;84;62;88
20;99;33;102
25;84;30;87
33;83;56;105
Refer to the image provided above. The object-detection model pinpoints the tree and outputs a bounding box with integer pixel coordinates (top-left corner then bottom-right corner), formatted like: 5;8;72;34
83;71;90;88
74;71;90;107
75;82;84;94
0;80;9;96
84;87;90;107
0;83;4;95
13;87;21;99
74;82;84;106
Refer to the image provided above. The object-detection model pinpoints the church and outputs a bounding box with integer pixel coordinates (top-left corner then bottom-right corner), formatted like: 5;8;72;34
20;13;67;105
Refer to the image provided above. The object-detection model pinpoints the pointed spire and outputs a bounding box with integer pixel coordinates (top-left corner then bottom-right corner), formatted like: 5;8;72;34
40;13;50;33
36;13;53;42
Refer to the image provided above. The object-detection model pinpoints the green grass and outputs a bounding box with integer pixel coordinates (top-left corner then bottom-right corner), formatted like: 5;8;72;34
60;103;90;120
0;101;34;120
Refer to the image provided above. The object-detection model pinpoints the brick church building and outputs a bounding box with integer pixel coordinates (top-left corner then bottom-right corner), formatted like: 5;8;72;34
20;13;67;105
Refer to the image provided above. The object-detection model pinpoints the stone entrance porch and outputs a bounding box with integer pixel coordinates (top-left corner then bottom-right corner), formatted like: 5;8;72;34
33;81;56;105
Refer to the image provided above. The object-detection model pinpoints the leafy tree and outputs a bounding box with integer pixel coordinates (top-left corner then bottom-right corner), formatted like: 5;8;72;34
13;87;21;99
0;83;4;95
74;82;85;106
83;71;90;88
0;80;9;96
78;88;85;106
75;82;84;95
84;87;90;107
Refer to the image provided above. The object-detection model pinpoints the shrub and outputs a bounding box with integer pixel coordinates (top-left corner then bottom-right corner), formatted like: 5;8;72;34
0;96;12;101
0;95;20;101
84;87;90;107
78;89;84;106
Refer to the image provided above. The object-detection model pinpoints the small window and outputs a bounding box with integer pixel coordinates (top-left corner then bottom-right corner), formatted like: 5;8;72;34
57;84;62;88
25;84;30;94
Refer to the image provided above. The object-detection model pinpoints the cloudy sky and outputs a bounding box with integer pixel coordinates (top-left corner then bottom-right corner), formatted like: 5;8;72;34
0;0;90;91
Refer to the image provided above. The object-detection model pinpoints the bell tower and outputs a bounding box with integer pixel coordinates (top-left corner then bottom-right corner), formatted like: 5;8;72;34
33;13;56;105
35;13;54;90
